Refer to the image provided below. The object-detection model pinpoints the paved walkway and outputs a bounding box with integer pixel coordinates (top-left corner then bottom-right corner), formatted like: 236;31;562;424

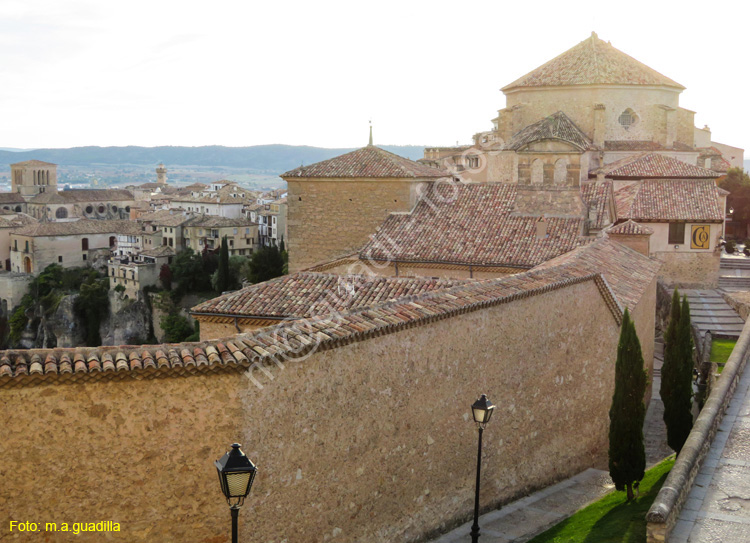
681;289;744;338
668;361;750;542
427;339;672;543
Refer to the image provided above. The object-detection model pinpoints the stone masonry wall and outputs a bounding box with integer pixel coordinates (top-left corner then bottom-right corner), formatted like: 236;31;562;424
286;178;426;273
0;280;620;543
652;251;720;288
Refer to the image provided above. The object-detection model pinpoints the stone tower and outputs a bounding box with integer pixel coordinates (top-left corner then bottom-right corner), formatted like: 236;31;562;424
156;163;168;185
281;146;448;273
11;160;58;197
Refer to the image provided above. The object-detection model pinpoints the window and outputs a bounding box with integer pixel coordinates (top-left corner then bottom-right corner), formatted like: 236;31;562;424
82;238;89;251
55;207;68;219
58;256;63;263
245;228;250;235
24;241;29;252
233;228;238;235
668;223;685;245
618;108;638;130
83;254;87;261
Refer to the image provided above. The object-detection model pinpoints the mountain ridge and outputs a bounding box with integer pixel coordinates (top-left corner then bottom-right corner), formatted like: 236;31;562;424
0;144;427;174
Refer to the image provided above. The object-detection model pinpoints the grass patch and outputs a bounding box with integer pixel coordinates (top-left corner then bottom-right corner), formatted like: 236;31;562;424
527;456;675;543
711;338;737;374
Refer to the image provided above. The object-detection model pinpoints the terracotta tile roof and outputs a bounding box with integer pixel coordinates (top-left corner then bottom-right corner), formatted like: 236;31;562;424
0;264;622;389
185;215;257;228
361;183;589;268
0;213;37;229
533;236;660;310
171;194;246;205
604;141;694;152
613;182;640;218
615;179;724;222
504;111;593;151
606;220;654;236
30;189;134;204
0;193;27;204
281;146;449;179
593;153;718;179
191;273;471;319
11;219;143;237
580;181;612;229
10;160;56;167
502;32;684;91
136;210;193;227
140;245;175;258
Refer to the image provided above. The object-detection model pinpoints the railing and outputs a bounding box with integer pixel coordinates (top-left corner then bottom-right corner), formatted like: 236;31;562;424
646;318;750;541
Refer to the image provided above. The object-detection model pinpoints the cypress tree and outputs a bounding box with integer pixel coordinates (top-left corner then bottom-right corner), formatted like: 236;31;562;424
673;296;695;452
661;289;680;423
217;236;230;293
661;290;694;454
609;308;647;501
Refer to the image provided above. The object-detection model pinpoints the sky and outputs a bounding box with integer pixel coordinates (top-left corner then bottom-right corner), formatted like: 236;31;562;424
1;0;749;152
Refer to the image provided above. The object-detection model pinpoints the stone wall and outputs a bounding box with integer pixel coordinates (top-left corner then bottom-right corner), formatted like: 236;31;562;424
286;178;427;273
652;251;720;288
632;276;658;404
501;86;683;146
0;279;621;542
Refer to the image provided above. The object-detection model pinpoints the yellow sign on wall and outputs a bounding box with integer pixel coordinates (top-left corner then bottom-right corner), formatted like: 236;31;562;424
691;225;710;250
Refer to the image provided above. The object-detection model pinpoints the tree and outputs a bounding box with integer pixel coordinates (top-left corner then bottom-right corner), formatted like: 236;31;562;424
718;168;750;238
159;264;172;290
247;245;286;284
160;313;196;343
170;248;208;294
661;290;694;454
216;236;230;293
74;275;110;346
609;308;647;501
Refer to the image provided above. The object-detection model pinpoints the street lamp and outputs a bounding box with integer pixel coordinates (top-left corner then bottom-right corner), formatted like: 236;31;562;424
470;394;495;543
215;443;258;543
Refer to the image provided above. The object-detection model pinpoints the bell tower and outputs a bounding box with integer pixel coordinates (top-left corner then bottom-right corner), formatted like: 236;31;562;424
156;163;168;185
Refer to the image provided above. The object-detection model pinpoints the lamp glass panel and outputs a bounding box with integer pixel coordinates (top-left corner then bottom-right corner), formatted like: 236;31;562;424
473;407;487;424
225;472;252;497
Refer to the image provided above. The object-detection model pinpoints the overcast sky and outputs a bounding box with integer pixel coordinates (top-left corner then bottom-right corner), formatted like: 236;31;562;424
2;0;748;153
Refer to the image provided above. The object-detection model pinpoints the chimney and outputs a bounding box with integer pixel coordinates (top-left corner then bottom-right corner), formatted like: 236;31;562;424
536;217;548;239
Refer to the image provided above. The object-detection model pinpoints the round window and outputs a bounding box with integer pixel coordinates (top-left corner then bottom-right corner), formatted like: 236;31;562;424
618;109;638;130
98;205;105;213
85;205;93;214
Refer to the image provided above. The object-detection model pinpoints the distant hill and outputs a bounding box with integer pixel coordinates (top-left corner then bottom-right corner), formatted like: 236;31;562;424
0;144;426;174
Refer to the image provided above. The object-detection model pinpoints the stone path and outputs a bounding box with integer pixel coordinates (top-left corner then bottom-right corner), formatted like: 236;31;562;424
681;289;744;339
668;361;750;542
427;339;673;543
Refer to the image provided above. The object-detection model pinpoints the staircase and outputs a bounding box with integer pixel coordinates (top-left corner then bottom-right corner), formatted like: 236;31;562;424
719;257;750;290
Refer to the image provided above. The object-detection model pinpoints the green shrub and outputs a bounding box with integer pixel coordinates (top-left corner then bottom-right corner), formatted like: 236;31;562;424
725;240;736;253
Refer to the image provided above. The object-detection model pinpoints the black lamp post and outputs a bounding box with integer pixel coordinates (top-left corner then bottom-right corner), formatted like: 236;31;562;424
470;394;495;543
215;443;258;543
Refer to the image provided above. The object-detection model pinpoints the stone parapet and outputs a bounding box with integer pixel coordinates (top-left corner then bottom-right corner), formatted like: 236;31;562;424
646;317;750;542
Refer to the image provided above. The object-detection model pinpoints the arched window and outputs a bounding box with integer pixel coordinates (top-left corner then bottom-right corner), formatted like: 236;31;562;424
82;238;89;251
554;158;568;185
97;205;105;214
55;207;68;219
531;159;544;185
618;108;638;130
14;205;21;212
